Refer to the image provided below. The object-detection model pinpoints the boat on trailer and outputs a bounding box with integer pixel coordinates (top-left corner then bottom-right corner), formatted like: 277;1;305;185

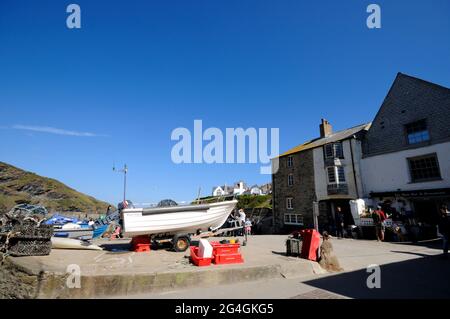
121;198;238;251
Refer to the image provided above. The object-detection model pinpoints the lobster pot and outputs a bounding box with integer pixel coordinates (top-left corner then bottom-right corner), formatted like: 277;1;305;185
8;238;52;256
2;223;53;257
12;223;54;239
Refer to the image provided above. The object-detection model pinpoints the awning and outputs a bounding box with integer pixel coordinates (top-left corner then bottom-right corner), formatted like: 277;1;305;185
369;188;450;198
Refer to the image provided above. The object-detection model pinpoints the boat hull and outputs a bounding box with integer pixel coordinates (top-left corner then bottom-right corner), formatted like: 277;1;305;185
122;200;237;237
53;228;94;240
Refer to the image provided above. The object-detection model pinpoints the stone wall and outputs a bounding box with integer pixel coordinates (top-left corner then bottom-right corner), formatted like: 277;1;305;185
272;150;316;233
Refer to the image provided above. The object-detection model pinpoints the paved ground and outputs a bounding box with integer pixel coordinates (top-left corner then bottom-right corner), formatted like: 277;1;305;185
5;235;449;298
118;237;450;299
11;235;319;277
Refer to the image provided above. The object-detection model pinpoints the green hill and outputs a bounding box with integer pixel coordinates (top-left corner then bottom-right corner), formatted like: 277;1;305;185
0;161;112;214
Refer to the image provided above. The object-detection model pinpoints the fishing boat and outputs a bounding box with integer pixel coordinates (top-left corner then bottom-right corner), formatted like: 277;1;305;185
121;199;238;239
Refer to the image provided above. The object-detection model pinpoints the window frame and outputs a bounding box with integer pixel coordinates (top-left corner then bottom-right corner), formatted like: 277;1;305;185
284;213;304;225
327;166;346;184
407;153;441;183
324;142;344;159
287;156;293;168
286;197;293;210
405;119;430;145
287;174;294;186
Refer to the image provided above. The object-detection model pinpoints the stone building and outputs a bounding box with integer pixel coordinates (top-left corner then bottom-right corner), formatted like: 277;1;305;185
271;119;370;233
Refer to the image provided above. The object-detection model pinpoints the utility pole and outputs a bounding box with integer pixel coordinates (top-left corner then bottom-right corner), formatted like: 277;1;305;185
113;163;128;204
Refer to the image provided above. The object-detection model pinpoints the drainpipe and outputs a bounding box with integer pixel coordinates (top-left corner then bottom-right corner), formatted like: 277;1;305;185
349;137;360;198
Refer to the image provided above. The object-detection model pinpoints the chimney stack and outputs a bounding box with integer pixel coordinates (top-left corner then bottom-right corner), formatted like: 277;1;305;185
320;118;332;137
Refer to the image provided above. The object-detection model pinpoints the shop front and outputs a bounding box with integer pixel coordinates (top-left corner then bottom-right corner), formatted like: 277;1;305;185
369;188;450;240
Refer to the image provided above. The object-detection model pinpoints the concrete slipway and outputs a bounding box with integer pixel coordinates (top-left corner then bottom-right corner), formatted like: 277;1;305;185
1;235;325;299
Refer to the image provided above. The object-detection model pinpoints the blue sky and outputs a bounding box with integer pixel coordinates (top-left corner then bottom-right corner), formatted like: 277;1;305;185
1;0;450;206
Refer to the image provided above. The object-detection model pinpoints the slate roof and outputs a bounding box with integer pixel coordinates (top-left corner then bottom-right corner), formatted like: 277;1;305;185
278;122;371;157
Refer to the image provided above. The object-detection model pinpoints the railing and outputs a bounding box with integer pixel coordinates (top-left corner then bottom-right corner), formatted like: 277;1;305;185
327;183;349;195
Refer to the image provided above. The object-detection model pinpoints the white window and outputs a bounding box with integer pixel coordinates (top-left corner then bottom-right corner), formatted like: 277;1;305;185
333;142;343;158
337;166;346;182
287;156;293;167
327;167;336;183
288;174;294;186
324;142;344;159
286;197;293;210
284;214;304;225
327;166;346;184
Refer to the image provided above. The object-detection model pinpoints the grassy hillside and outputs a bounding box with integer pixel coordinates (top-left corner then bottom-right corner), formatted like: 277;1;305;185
0;161;112;214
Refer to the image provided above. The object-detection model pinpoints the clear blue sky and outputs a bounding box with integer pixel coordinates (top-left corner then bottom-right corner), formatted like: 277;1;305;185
1;0;450;206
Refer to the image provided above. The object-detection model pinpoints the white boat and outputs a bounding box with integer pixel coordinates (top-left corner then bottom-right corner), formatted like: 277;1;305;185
53;223;94;240
121;200;238;238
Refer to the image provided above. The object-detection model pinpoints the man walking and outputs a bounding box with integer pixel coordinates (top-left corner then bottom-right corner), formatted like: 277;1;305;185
437;205;450;259
335;206;345;239
372;205;387;241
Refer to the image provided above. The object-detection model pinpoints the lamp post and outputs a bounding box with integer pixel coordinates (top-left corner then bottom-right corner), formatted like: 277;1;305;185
113;164;128;204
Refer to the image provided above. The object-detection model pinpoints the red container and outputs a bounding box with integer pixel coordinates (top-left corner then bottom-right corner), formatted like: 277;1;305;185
131;236;151;252
190;246;212;267
300;229;320;261
213;253;244;265
210;242;240;255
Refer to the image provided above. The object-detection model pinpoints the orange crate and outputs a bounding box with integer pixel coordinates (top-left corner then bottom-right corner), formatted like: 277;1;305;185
210;242;240;255
131;236;151;252
213;253;244;265
190;246;212;267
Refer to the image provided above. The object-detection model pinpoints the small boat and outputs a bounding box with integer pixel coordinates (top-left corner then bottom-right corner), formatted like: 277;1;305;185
53;223;94;240
121;199;238;238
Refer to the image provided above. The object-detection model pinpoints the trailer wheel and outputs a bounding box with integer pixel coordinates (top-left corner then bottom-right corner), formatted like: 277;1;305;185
173;235;190;252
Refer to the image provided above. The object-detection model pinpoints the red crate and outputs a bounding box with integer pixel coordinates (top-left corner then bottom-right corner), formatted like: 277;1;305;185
213;253;244;265
131;236;151;252
210;242;240;255
190;246;212;267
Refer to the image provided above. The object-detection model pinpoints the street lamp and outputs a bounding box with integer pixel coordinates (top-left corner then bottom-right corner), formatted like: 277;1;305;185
113;163;128;205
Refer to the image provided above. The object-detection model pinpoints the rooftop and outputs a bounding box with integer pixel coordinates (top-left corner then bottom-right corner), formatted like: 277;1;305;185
278;122;371;157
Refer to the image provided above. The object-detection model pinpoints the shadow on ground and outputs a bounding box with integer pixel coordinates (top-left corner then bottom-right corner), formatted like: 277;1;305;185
303;240;450;299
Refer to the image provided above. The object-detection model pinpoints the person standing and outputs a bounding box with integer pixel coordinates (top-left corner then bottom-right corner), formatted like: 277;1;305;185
437;205;450;259
372;205;387;241
238;209;246;236
335;206;344;239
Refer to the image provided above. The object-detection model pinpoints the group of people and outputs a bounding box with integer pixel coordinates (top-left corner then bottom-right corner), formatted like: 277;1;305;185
225;209;253;236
